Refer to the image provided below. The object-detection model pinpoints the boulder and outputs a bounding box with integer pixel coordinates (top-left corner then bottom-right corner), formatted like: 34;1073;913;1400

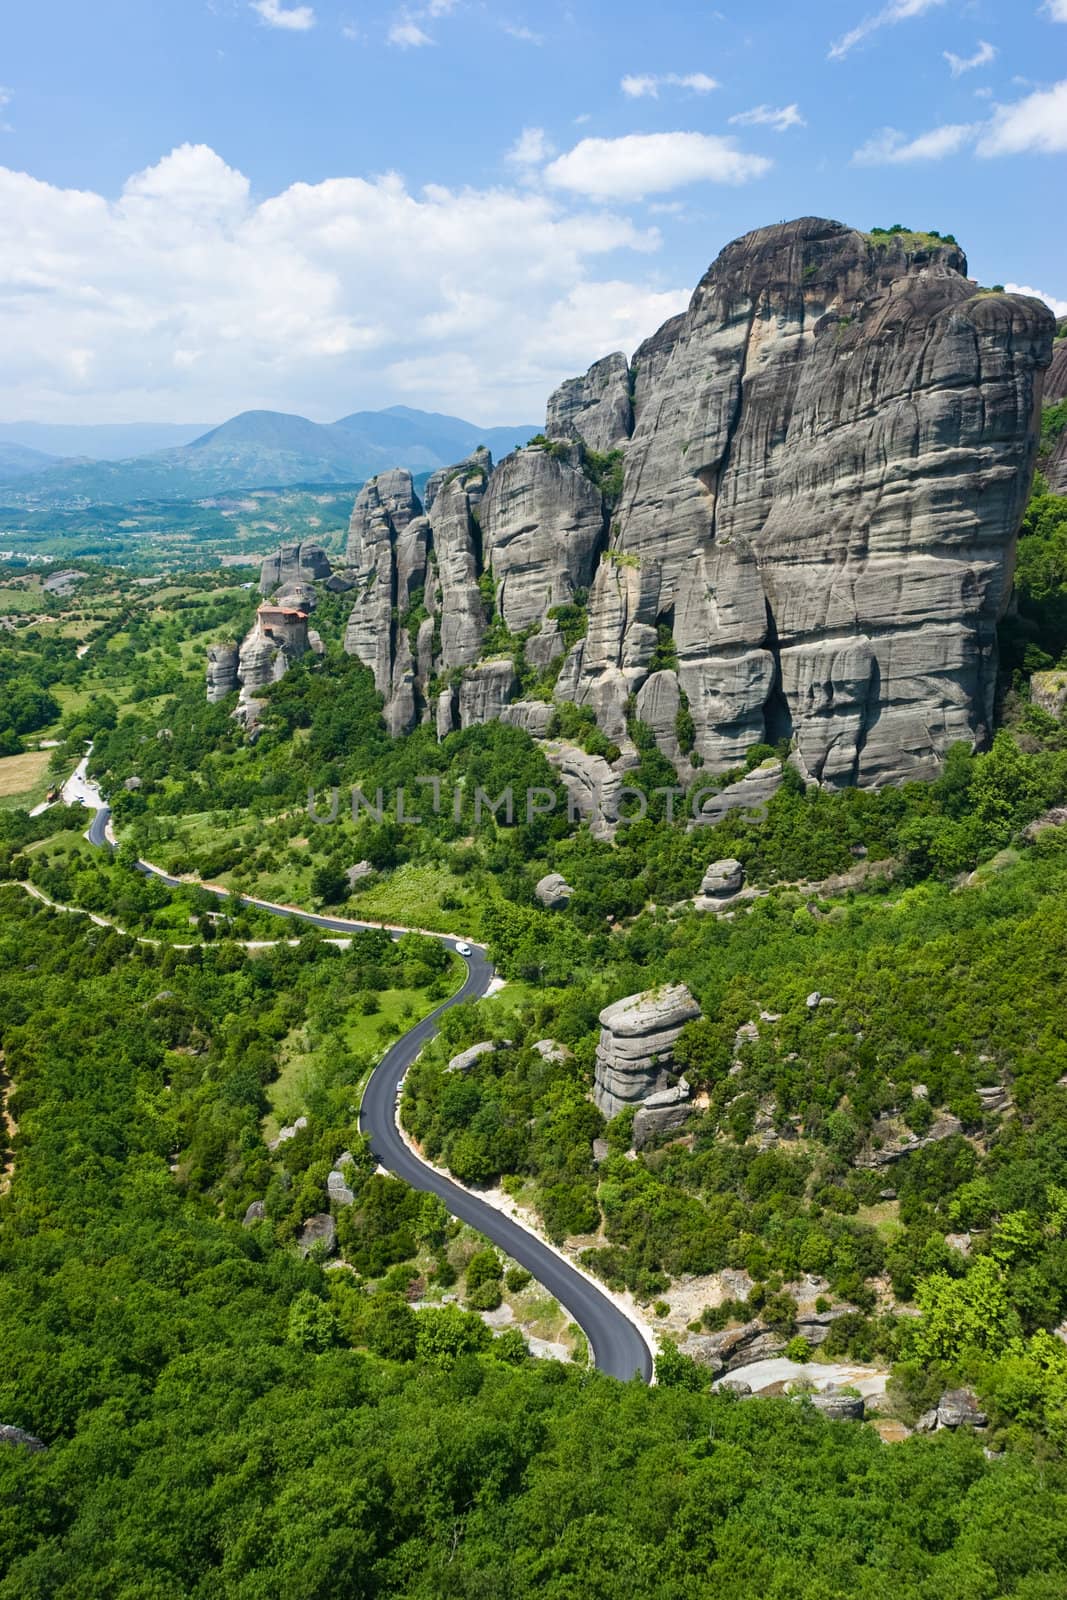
297;1213;337;1257
242;1200;266;1226
345;860;374;889
327;1163;355;1208
524;618;565;670
857;1112;964;1170
447;1041;510;1073
544;742;621;840
633;1080;693;1149
936;1388;987;1429
700;858;744;898
1031;670;1067;718
694;761;783;825
535;872;573;910
532;1039;571;1061
593;983;701;1119
269;1115;308;1151
808;1390;865;1422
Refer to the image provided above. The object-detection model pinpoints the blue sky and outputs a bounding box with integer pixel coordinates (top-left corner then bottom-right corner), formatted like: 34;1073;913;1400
1;0;1065;423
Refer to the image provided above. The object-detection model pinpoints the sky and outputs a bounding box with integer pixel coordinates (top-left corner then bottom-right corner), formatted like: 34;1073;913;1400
1;0;1065;425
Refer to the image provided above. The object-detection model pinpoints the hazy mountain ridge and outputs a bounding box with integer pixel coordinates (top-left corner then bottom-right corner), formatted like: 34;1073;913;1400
0;406;539;504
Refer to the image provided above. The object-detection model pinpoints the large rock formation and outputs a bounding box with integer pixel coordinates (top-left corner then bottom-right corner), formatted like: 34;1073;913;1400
565;220;1054;786
1044;342;1067;493
300;217;1051;794
206;604;316;721
593;983;701;1119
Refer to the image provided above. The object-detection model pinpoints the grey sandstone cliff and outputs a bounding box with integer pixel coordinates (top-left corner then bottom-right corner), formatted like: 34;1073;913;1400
565;220;1054;786
480;445;605;631
311;216;1052;799
259;541;332;598
545;352;633;453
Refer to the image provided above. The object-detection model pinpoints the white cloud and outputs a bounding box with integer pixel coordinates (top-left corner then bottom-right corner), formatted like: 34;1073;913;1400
829;0;945;61
544;131;770;199
976;78;1067;155
506;127;555;166
0;142;690;422
728;103;805;132
501;22;542;42
944;40;996;76
621;72;719;99
1045;1;1067;20
1005;283;1067;318
250;0;316;30
388;18;433;46
852;122;979;163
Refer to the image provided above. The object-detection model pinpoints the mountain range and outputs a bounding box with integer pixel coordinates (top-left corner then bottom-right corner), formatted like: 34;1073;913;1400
0;407;539;505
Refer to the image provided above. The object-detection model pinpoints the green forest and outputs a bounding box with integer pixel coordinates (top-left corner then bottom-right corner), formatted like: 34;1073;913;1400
4;470;1067;1592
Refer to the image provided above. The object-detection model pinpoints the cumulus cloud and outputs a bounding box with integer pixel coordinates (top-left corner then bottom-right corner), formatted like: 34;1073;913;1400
501;22;542;42
852;122;978;163
728;103;805;132
544;132;770;200
1045;1;1067;20
388;18;433;46
0;142;690;421
1005;283;1067;318
976;78;1067;155
944;40;996;76
621;72;719;99
250;0;316;30
506;127;555;166
830;0;945;61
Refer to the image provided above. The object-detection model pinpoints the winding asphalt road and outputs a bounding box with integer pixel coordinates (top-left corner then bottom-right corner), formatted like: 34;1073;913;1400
83;798;652;1382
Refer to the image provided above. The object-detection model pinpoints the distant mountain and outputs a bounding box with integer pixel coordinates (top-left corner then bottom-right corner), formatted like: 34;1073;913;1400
0;407;539;507
0;421;215;460
0;442;59;482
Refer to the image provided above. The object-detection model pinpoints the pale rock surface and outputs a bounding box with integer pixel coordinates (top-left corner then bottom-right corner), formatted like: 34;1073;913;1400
572;218;1053;782
633;1080;693;1148
535;872;573;909
259;540;332;595
701;858;744;897
458;660;517;728
694;761;784;825
545;352;633;452
500;700;555;737
206;642;239;703
593;983;701;1118
480;445;605;631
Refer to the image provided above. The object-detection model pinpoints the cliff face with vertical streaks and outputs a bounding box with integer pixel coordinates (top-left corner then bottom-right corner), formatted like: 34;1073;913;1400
565;217;1053;785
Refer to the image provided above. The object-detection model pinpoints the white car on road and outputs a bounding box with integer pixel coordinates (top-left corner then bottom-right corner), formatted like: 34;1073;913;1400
455;942;472;957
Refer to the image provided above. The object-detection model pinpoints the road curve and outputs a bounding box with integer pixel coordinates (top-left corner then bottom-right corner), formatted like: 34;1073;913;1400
86;803;652;1382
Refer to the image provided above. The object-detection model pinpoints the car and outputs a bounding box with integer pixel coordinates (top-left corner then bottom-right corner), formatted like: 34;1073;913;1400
455;941;472;957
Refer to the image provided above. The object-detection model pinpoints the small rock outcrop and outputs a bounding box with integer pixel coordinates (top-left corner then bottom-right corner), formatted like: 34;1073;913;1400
206;642;240;703
458;660;518;729
545;352;633;453
632;1081;693;1148
242;1200;266;1226
593;983;701;1119
700;859;744;898
808;1389;865;1422
447;1041;508;1074
297;1213;337;1257
327;1153;355;1208
535;872;573;910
